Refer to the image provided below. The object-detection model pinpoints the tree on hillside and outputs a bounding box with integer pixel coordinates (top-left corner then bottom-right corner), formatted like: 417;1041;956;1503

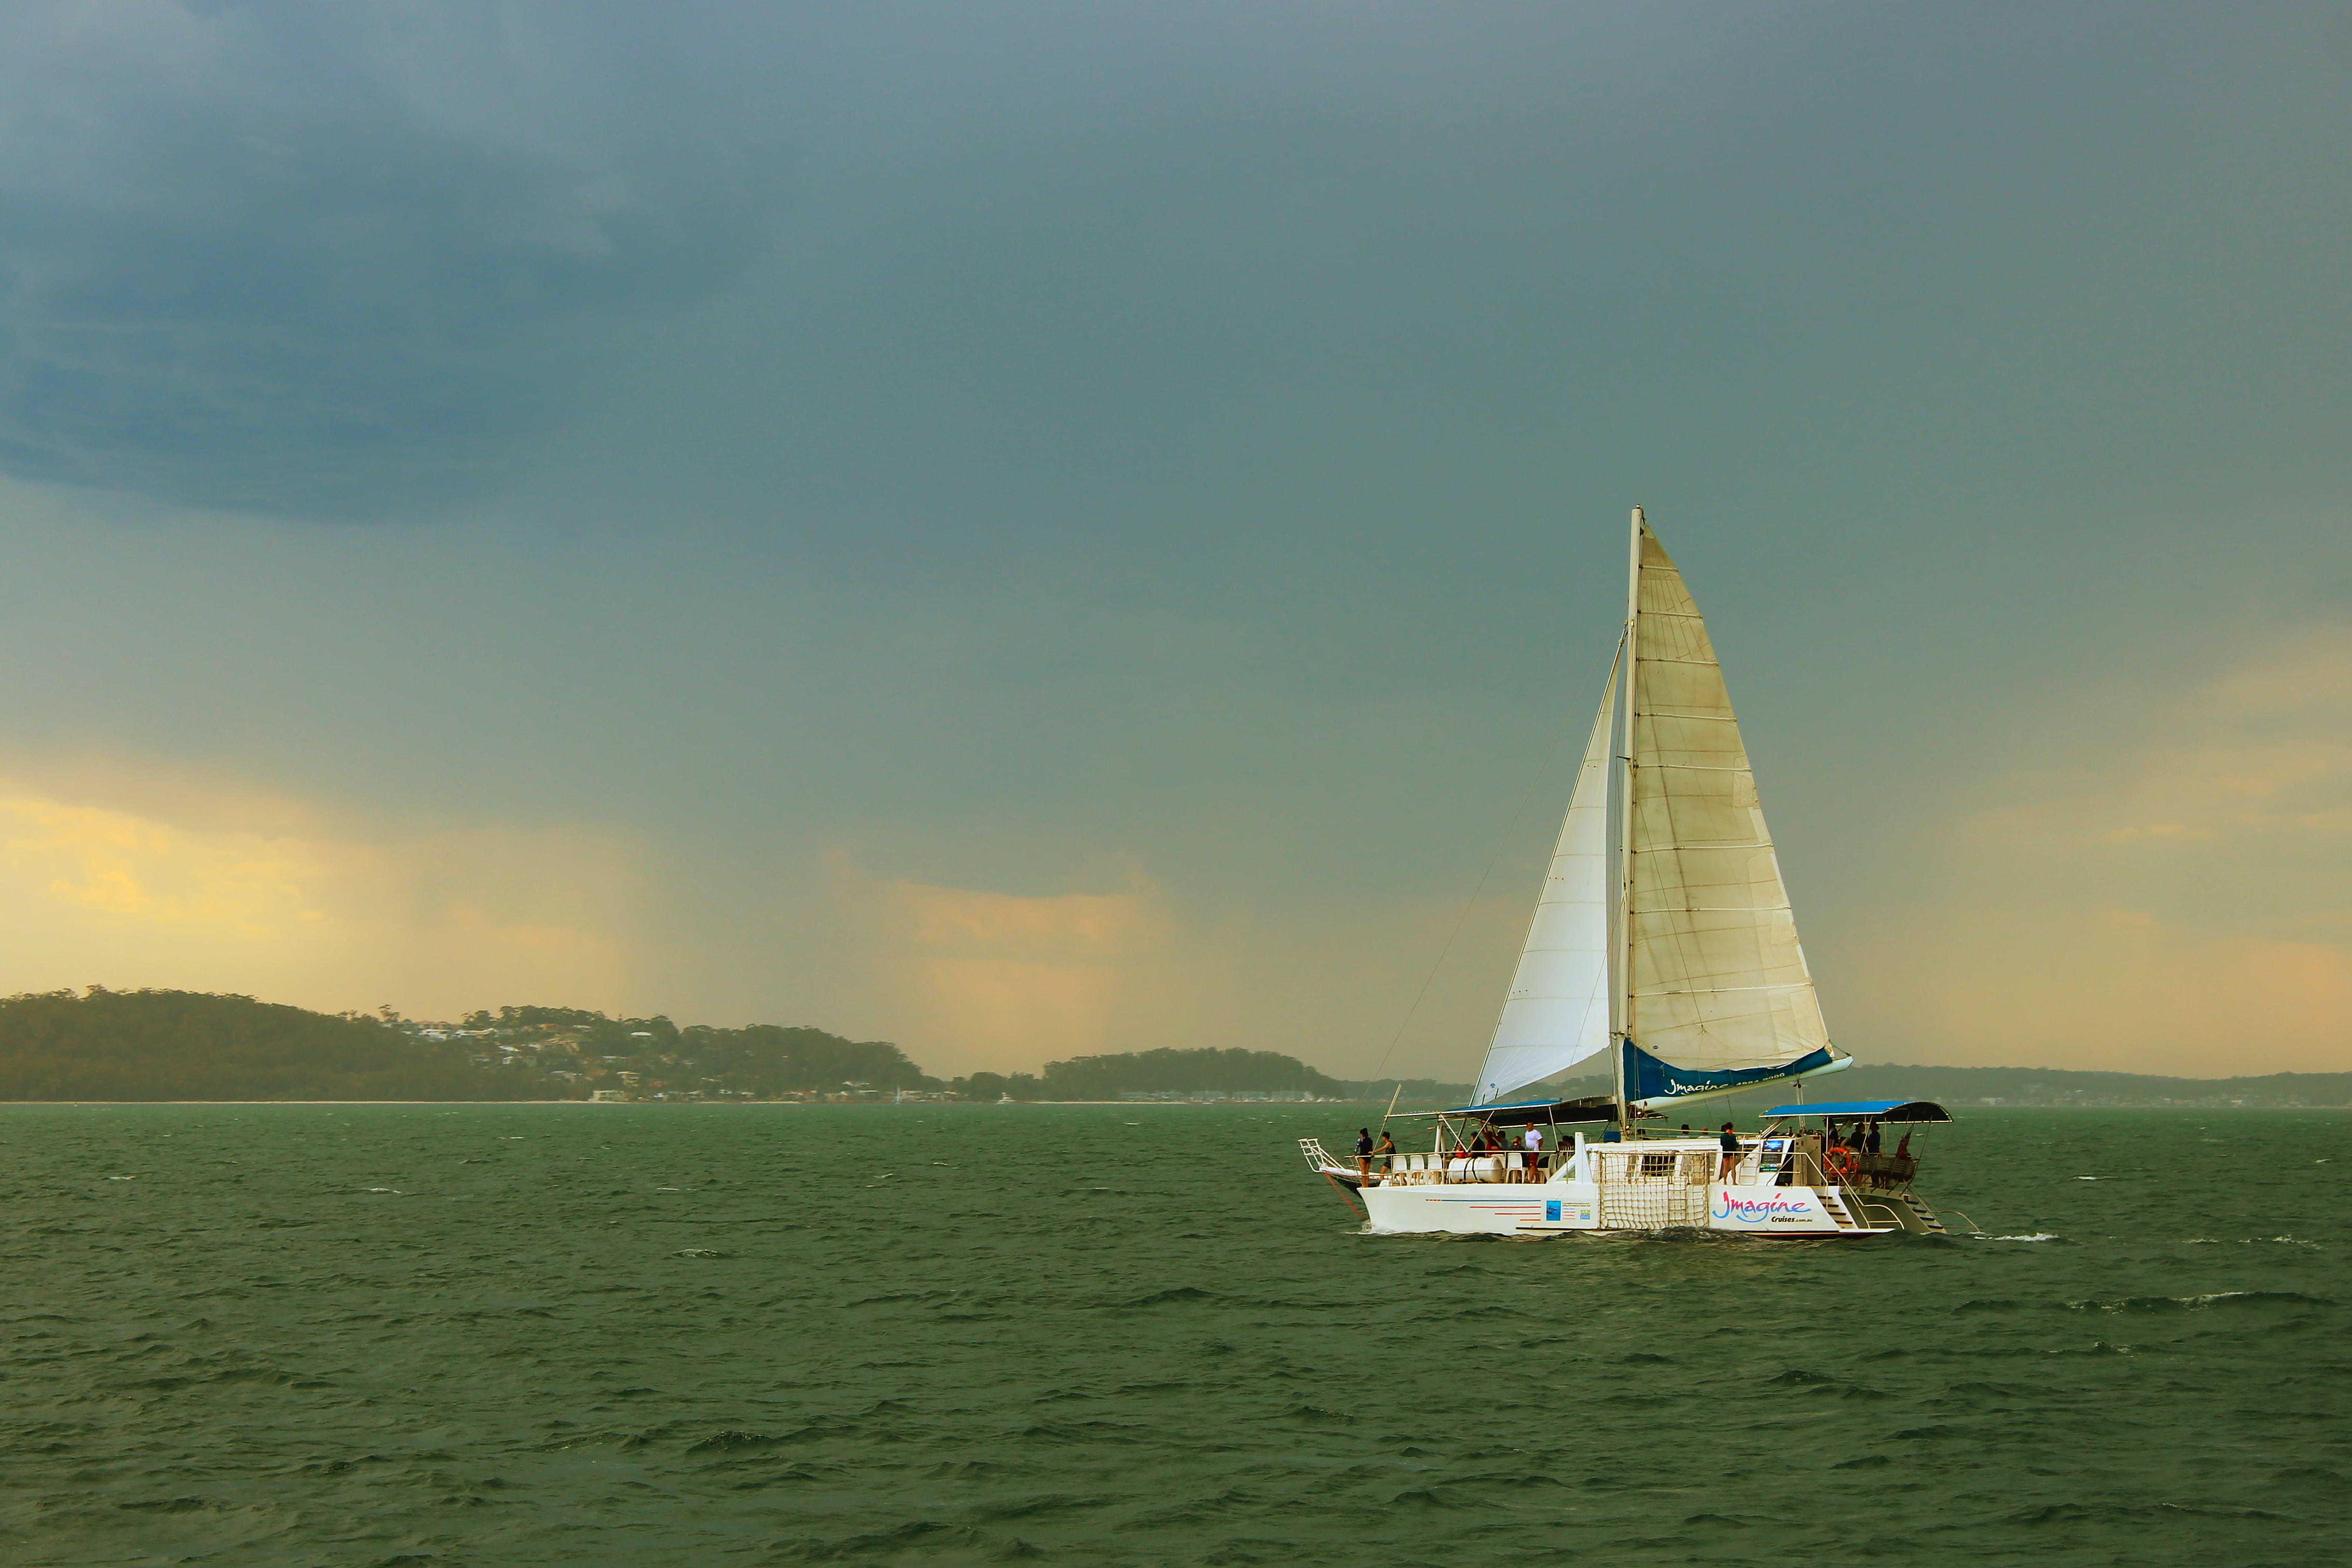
674;1023;935;1095
947;1071;1041;1101
1024;1047;1346;1100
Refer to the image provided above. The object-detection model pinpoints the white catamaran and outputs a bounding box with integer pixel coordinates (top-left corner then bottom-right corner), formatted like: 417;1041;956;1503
1302;510;1955;1237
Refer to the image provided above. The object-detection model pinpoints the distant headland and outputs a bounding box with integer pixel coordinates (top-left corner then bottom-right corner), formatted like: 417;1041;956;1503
0;988;1426;1104
0;989;2341;1106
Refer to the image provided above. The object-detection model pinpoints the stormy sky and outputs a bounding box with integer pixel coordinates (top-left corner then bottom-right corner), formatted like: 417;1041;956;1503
1;2;2347;1078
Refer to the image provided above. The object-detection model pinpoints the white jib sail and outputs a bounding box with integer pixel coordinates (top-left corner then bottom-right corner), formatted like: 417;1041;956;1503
1626;523;1831;1073
1472;645;1622;1105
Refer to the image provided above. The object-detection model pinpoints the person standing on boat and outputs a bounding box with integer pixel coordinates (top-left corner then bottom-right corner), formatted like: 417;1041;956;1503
1717;1123;1742;1182
1522;1124;1543;1181
1355;1128;1374;1179
1375;1130;1397;1171
1864;1122;1882;1156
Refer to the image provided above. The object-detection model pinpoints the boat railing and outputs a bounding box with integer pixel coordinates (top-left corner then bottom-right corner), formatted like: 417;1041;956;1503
1374;1147;1798;1188
1315;1139;1911;1192
1589;1148;1756;1186
1296;1137;1344;1174
1372;1151;1562;1185
1853;1152;1919;1186
1774;1147;1917;1191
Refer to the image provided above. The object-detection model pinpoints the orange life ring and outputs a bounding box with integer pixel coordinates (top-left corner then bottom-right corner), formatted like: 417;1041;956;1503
1825;1146;1858;1178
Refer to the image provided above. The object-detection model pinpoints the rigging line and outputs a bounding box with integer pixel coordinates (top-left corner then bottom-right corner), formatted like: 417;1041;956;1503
1369;699;1578;1087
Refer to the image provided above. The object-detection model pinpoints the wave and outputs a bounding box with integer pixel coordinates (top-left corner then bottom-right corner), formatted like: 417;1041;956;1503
2066;1290;2336;1314
685;1429;785;1454
1114;1286;1218;1308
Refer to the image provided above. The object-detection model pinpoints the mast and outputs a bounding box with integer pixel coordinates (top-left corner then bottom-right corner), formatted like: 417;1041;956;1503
1614;505;1643;1126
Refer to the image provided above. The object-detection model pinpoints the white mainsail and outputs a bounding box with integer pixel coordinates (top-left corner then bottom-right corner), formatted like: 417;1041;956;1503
1624;521;1831;1075
1471;644;1622;1105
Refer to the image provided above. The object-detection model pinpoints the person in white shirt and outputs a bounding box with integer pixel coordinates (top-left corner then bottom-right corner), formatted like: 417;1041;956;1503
1522;1124;1544;1181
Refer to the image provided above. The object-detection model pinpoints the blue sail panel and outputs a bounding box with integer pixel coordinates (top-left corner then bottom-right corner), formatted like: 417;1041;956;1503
1622;1041;1838;1105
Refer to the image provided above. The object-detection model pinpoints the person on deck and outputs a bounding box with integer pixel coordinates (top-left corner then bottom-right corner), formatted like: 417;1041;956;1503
1375;1130;1397;1171
1717;1123;1742;1182
1864;1122;1882;1156
1522;1124;1544;1182
1355;1128;1374;1180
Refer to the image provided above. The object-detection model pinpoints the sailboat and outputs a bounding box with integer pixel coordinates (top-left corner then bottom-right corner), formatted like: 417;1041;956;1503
1301;510;1955;1236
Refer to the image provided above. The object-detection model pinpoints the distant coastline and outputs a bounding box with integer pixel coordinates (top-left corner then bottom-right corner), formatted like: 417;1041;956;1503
0;989;1397;1105
1535;1062;2352;1111
3;989;2340;1107
8;1089;2349;1111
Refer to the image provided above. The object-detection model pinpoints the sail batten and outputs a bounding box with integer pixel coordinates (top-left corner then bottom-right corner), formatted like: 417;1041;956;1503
1637;983;1817;994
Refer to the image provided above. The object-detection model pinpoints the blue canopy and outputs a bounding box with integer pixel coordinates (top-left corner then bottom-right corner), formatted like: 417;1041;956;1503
1761;1099;1950;1123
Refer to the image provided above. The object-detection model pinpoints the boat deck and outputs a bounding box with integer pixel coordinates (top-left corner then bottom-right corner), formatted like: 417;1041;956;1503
1301;1133;1947;1236
1336;1136;1918;1193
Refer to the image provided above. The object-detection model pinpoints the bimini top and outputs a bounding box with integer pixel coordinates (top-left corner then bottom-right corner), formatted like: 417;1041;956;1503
1397;1094;1619;1128
1761;1099;1951;1123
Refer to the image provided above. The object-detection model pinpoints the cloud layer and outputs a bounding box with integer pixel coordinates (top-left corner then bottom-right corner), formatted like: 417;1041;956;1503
0;765;638;1018
1841;629;2352;1073
0;1;758;514
0;7;2345;1078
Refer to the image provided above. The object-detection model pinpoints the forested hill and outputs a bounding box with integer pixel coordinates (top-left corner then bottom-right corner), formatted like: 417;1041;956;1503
15;991;2329;1106
952;1047;1355;1101
0;990;932;1101
0;990;547;1101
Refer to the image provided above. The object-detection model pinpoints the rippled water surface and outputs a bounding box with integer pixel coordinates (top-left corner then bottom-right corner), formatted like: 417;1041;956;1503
2;1104;2347;1566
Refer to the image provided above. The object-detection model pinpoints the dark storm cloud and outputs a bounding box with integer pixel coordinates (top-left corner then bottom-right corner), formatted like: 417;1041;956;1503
0;1;762;515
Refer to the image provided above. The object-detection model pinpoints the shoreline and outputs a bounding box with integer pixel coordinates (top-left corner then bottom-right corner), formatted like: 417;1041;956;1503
0;1098;1371;1107
0;1099;2345;1110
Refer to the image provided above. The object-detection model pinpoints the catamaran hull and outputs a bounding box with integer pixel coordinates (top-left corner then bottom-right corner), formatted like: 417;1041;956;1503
1357;1179;1930;1237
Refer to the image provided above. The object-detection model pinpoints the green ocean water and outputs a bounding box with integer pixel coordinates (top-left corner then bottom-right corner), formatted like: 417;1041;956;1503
2;1104;2346;1567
